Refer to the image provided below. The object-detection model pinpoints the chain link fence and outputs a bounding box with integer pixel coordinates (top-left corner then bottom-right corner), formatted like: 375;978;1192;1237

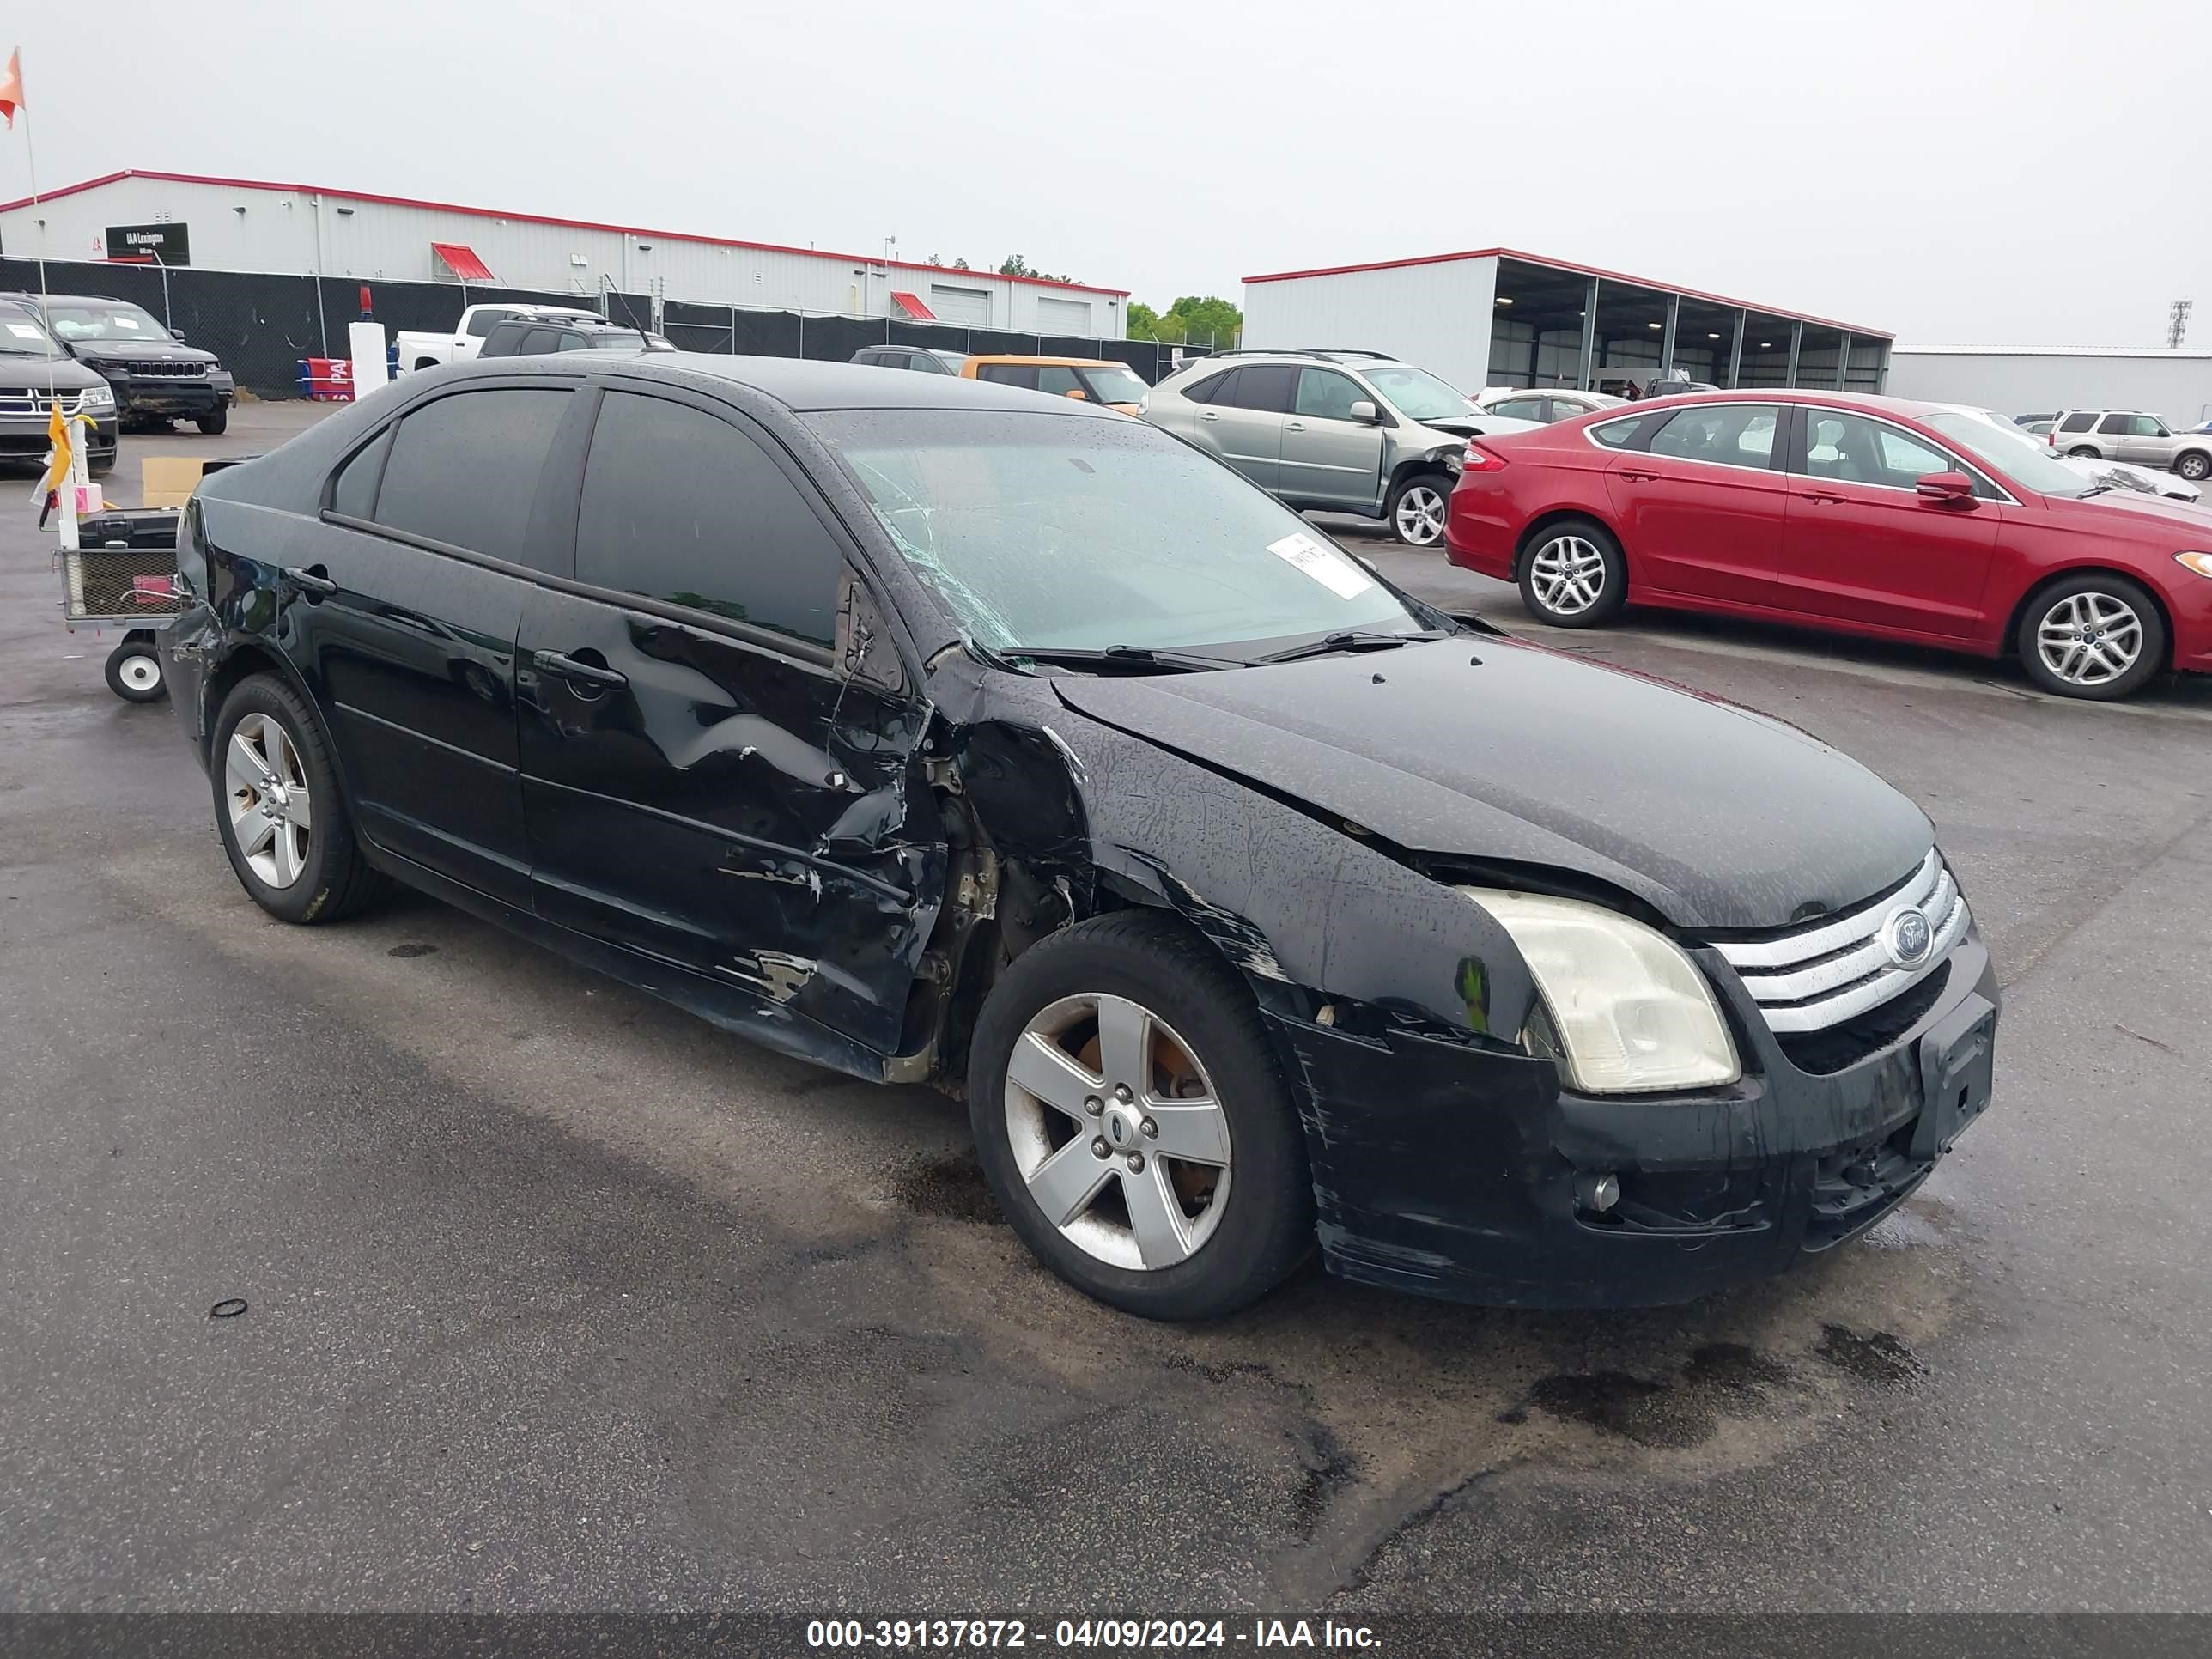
0;258;1212;398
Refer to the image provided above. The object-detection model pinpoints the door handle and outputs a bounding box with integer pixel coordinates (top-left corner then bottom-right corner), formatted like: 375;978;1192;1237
1618;468;1659;482
1198;410;1219;422
1285;420;1307;431
1796;489;1848;504
532;649;628;690
281;565;337;597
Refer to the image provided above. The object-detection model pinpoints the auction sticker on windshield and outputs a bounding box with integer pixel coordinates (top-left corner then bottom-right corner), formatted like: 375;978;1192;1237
1266;531;1375;599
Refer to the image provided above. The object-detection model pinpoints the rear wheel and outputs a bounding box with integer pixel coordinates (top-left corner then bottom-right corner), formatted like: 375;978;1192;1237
1387;472;1452;546
2016;573;2166;700
2067;446;2100;459
210;674;385;922
967;911;1313;1320
1517;517;1628;628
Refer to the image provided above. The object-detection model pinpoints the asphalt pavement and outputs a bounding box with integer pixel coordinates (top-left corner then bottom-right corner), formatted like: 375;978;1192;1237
3;400;2210;1615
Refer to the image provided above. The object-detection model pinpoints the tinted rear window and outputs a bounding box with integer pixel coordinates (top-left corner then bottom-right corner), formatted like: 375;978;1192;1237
2057;411;2097;433
372;387;570;566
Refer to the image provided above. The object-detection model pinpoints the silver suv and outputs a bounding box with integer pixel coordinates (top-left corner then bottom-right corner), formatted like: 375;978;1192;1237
1143;348;1537;544
2049;410;2212;481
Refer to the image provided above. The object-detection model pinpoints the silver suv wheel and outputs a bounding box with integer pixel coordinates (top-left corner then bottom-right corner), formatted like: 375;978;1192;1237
1003;991;1232;1272
1393;484;1448;544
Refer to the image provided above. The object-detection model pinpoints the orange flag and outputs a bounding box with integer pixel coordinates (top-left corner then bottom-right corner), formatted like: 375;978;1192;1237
0;51;22;130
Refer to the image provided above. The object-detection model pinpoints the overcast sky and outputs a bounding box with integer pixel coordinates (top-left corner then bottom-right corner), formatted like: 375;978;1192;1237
0;1;2186;345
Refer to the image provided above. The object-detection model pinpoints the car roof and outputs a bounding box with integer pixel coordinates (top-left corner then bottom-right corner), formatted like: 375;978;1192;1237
1619;387;1970;422
459;350;1127;415
0;291;139;307
963;355;1122;368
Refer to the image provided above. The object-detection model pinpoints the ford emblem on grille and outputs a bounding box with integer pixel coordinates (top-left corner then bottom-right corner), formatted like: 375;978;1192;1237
1883;907;1934;968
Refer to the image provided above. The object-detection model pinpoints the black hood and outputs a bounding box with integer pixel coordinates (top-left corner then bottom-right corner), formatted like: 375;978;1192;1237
1051;635;1932;931
70;338;219;366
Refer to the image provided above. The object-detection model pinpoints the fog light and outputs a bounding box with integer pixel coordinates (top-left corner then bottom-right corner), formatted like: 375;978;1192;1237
1577;1171;1621;1213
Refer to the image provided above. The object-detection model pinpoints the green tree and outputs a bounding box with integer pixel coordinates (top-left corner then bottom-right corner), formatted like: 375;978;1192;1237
1126;301;1162;340
1167;295;1241;349
998;253;1035;277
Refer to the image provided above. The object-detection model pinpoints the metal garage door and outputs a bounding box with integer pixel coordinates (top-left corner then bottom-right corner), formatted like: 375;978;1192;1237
1037;296;1092;335
927;284;992;326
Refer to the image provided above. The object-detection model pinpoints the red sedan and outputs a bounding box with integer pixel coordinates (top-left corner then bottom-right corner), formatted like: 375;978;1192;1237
1445;389;2212;699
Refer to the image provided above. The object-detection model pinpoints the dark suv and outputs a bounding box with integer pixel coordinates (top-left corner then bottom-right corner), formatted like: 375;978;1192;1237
160;354;1998;1320
478;317;674;357
4;292;235;434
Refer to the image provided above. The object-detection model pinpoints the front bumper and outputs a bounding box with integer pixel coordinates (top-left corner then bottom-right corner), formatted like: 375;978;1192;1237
0;410;117;459
2168;568;2212;672
1268;929;1998;1308
105;374;233;417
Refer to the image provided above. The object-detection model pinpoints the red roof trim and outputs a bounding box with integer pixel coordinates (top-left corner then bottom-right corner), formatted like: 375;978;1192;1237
1242;245;1890;340
0;170;1133;297
430;241;495;283
889;289;936;320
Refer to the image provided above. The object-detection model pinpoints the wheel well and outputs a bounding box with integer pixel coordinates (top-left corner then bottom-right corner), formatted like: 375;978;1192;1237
200;644;319;763
2000;568;2176;666
1511;508;1613;581
2176;446;2211;467
1386;456;1455;498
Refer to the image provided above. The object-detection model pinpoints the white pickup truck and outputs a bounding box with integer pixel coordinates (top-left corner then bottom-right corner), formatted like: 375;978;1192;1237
395;302;609;374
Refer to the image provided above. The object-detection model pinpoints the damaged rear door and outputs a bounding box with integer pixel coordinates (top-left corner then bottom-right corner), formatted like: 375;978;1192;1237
515;383;943;1054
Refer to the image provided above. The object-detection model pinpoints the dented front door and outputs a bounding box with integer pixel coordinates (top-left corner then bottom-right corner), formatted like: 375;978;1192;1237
515;586;940;1054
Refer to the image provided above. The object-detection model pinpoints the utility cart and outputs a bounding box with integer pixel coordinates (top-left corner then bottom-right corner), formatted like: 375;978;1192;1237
57;506;185;702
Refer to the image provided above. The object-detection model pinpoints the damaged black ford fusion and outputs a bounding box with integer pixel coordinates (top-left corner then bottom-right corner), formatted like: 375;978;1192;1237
161;356;1998;1319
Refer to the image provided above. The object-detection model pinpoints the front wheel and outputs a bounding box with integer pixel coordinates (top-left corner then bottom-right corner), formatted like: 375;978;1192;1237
2175;451;2209;482
197;408;229;436
1518;517;1628;628
211;674;386;922
1387;472;1453;546
104;636;165;702
967;911;1314;1321
2017;574;2166;700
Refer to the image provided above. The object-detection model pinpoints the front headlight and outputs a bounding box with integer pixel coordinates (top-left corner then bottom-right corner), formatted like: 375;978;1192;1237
1458;887;1741;1093
79;384;114;410
2175;551;2212;579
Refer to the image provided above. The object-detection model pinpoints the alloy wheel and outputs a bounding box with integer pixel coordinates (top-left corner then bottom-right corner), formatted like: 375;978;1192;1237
1003;992;1232;1272
1395;486;1448;544
224;713;314;888
2034;592;2143;689
1528;535;1607;615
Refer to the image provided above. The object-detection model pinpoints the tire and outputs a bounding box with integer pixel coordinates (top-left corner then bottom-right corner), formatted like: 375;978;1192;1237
104;637;165;702
210;673;385;923
1387;471;1453;546
2067;446;2100;459
1517;516;1628;628
196;408;229;436
2175;450;2209;482
967;910;1314;1321
88;450;114;478
2015;572;2166;701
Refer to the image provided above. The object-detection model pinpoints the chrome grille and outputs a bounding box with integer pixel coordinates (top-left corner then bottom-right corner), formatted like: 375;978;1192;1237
1712;852;1967;1035
0;387;96;415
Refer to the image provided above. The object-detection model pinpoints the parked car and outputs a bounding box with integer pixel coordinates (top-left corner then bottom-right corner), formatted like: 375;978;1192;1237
3;291;234;434
1478;387;1626;424
852;345;968;375
1145;348;1539;545
2017;418;2056;437
961;356;1151;414
1943;406;2200;501
1448;389;2212;699
2014;411;2058;428
477;317;674;357
2048;409;2212;480
159;355;1998;1317
395;302;609;374
0;300;118;473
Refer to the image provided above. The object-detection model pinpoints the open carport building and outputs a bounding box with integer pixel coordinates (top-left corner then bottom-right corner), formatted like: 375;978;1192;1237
1243;249;1892;397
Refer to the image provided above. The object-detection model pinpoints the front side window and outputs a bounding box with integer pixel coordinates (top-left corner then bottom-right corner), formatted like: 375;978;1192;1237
1800;411;1951;489
977;363;1039;390
808;409;1422;659
373;387;571;568
1036;366;1085;398
1295;368;1368;422
575;391;839;648
2124;414;2168;437
1647;404;1778;468
1077;363;1151;405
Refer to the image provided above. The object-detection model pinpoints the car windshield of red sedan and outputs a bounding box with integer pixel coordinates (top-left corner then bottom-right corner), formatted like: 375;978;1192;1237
809;409;1423;659
1921;410;2100;498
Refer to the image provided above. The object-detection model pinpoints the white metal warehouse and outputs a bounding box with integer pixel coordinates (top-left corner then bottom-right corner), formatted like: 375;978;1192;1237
0;168;1130;337
1243;247;1893;397
1884;346;2212;426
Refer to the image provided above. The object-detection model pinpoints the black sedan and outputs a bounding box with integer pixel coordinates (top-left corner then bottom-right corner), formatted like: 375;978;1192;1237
160;353;1999;1318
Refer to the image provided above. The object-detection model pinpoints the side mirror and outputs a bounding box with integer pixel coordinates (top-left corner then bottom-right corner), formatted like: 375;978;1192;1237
1347;399;1379;423
1915;471;1976;504
1064;387;1089;400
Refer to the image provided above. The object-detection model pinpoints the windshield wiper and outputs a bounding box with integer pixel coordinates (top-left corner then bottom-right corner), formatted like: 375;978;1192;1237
993;642;1244;674
2077;483;2115;499
1249;629;1445;666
